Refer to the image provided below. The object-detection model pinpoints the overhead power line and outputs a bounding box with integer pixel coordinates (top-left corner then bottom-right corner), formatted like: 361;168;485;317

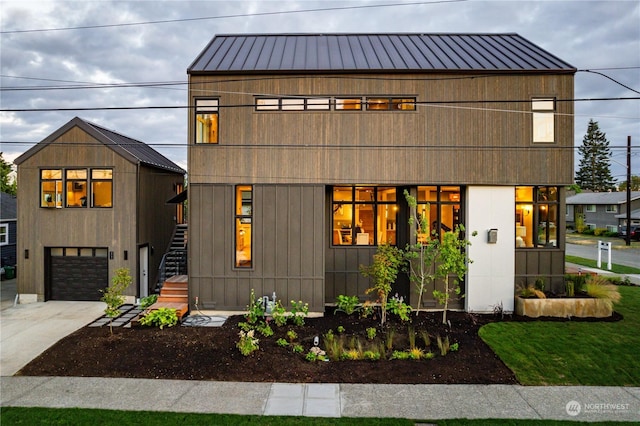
1;0;467;34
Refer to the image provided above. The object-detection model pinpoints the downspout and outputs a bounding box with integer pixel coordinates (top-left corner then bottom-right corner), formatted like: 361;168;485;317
136;161;141;297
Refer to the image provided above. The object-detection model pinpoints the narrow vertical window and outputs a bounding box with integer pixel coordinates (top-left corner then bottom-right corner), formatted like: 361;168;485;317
235;185;252;268
195;99;219;144
532;98;555;143
66;169;87;207
91;169;113;207
41;169;62;208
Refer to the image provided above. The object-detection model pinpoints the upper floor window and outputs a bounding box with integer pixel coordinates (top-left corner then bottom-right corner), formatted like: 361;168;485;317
195;99;219;144
532;98;555;143
366;97;416;111
515;186;559;248
41;169;63;208
605;205;618;213
585;204;596;212
255;96;416;112
66;169;87;207
91;169;113;207
332;186;398;246
41;168;112;209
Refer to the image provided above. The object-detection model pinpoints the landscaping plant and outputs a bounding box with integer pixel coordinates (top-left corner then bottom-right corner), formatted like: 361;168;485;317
360;243;405;326
139;307;178;329
335;294;360;315
585;275;622;310
236;330;259;356
139;294;158;309
403;190;440;313
100;267;132;334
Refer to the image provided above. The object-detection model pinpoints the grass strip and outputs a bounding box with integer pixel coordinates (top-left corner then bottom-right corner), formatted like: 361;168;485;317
479;286;640;386
565;255;640;275
0;407;633;425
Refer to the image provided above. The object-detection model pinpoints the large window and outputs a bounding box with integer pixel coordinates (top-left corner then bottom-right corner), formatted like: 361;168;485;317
515;186;559;248
195;99;219;144
235;185;252;268
416;186;461;242
532;98;555;143
41;168;112;209
332;187;398;246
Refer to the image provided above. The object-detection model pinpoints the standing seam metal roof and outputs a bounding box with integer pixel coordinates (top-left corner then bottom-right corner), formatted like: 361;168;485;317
14;117;185;175
188;33;576;73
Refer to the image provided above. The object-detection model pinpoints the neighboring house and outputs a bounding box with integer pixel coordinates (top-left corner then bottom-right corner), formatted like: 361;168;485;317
566;191;640;231
0;192;17;270
14;117;185;302
186;33;576;313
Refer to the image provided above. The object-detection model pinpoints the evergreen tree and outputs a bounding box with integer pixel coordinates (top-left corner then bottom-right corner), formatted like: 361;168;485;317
575;119;615;191
0;152;17;196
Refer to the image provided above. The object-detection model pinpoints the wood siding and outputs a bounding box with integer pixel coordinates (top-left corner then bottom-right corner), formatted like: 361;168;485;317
189;184;325;311
189;73;574;186
137;166;184;291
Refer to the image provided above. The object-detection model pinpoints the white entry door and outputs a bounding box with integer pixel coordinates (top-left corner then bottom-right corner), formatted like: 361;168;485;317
139;245;149;298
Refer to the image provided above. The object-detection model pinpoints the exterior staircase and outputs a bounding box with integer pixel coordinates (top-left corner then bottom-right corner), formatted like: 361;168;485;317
146;275;189;320
156;224;188;292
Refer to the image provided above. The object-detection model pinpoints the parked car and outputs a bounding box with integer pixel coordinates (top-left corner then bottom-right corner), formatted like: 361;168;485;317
619;226;640;241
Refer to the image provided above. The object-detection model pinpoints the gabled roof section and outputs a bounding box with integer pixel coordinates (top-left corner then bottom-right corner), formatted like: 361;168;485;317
566;191;640;205
14;117;185;175
0;192;17;221
188;33;576;75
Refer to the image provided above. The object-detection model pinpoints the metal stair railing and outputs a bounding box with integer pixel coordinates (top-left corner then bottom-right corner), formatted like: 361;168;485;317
156;249;187;290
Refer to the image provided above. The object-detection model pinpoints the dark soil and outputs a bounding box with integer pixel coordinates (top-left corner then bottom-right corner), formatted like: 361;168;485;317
16;308;523;384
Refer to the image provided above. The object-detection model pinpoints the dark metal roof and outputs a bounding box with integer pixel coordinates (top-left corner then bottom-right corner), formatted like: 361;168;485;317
189;33;576;74
14;117;185;175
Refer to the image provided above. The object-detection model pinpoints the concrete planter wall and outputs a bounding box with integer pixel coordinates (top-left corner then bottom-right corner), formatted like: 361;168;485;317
515;296;612;318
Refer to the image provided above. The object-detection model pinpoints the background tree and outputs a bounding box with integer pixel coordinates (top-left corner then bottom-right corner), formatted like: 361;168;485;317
618;176;640;191
0;153;17;196
575;119;615;192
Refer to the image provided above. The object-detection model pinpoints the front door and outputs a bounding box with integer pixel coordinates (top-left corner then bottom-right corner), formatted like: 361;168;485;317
139;245;149;298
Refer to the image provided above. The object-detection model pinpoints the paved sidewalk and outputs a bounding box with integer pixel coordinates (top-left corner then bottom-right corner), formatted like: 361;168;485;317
2;376;639;421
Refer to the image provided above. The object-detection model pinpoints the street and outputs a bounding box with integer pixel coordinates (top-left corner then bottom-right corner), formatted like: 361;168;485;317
565;238;640;269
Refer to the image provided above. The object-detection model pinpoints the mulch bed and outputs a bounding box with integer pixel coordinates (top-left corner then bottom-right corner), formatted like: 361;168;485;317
14;308;620;384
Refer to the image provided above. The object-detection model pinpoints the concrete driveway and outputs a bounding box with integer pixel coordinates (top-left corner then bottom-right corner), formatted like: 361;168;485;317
0;278;105;376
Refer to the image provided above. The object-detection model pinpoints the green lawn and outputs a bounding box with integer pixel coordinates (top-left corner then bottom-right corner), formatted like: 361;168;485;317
479;285;640;386
0;407;633;425
565;255;640;275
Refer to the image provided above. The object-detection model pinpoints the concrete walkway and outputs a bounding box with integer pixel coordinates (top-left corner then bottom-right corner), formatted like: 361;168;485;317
1;277;639;422
2;376;639;421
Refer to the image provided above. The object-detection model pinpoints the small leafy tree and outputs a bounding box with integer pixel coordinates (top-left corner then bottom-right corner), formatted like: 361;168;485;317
0;152;17;195
433;225;474;325
360;243;405;326
404;190;440;312
100;268;132;334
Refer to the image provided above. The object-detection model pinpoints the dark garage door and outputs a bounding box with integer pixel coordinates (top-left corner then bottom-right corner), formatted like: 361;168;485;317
48;247;108;301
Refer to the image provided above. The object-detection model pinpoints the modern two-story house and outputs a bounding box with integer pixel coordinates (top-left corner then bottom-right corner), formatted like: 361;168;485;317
186;33;576;313
14;117;185;302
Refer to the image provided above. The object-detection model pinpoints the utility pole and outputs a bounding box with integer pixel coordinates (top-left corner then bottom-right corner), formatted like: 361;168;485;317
626;136;631;246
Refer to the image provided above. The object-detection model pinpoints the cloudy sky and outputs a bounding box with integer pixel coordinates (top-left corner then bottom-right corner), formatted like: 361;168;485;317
1;0;639;183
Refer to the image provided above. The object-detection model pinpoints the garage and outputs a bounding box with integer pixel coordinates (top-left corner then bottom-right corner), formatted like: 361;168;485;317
47;247;109;301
